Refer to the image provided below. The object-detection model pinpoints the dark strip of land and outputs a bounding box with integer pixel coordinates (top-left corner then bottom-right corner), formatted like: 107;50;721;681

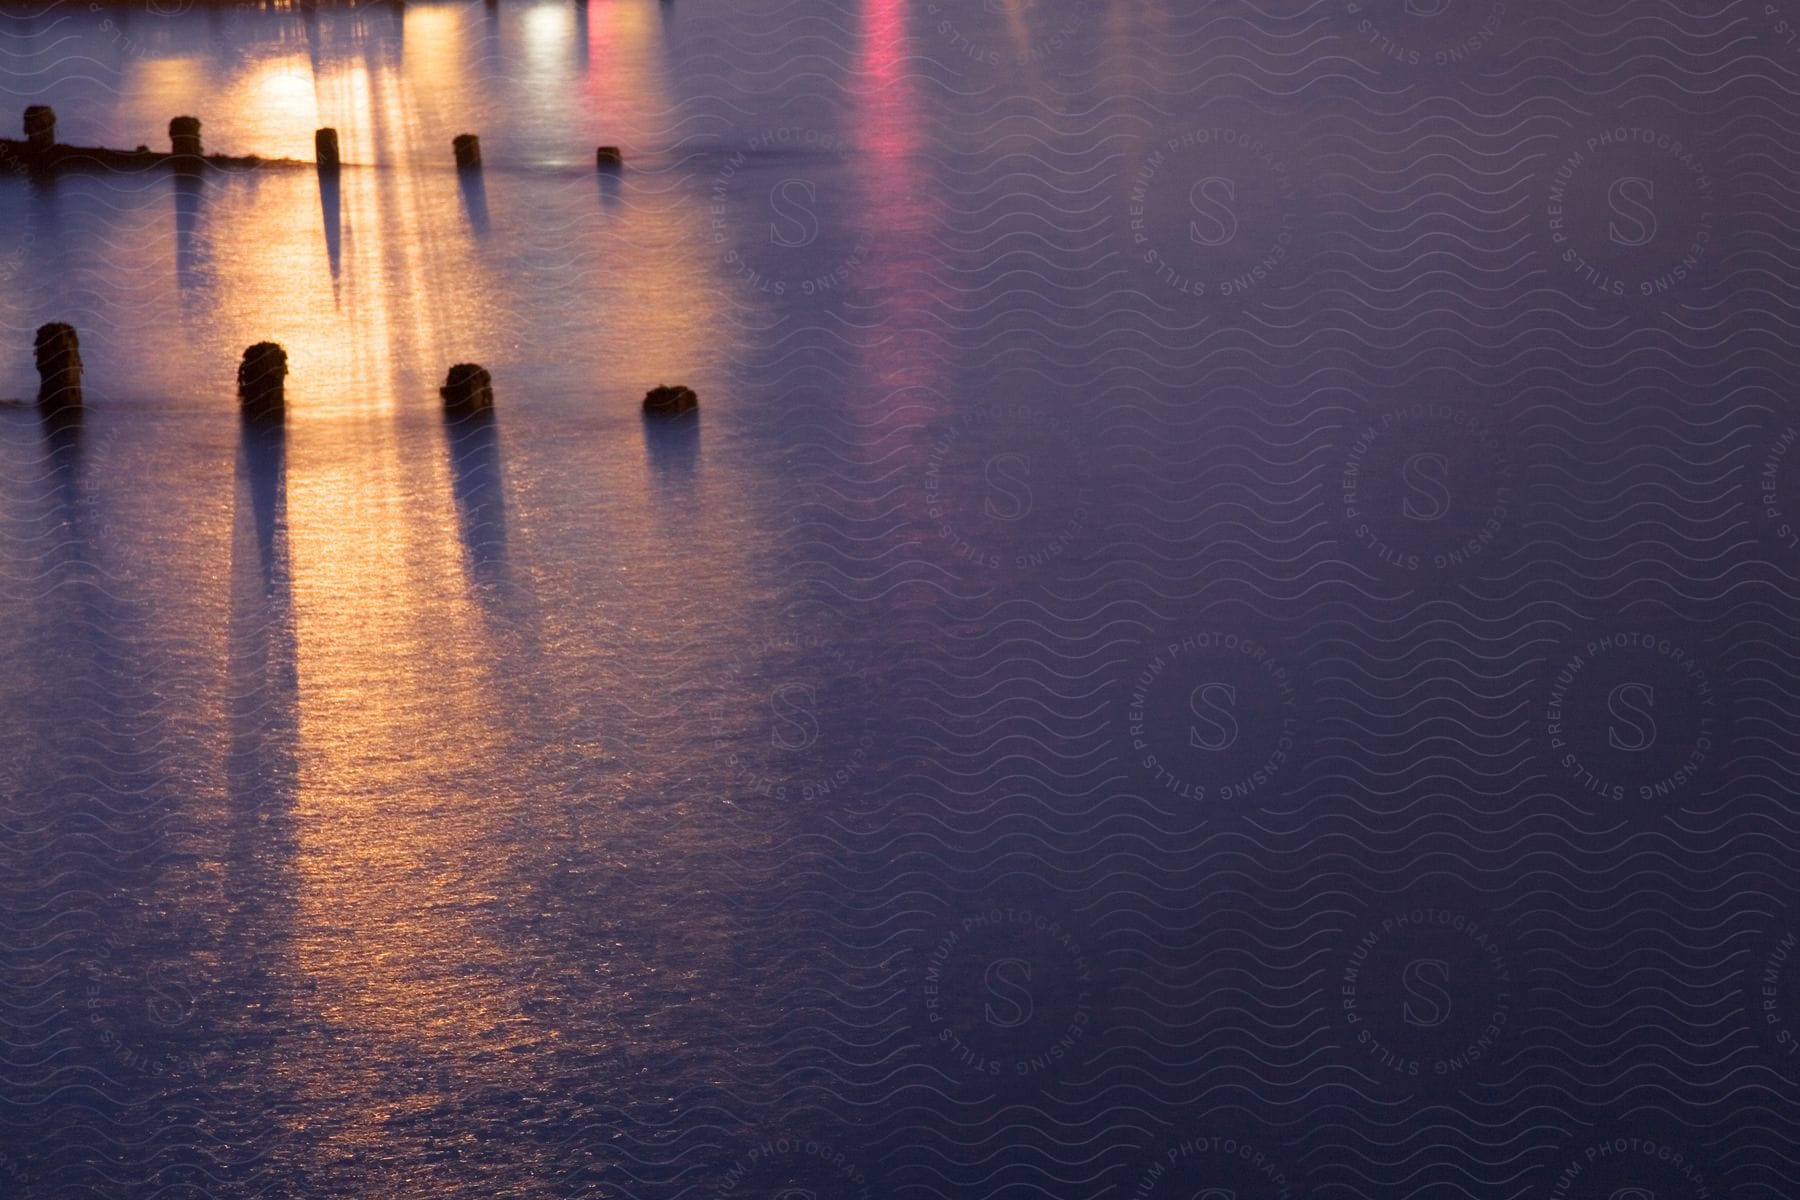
0;140;305;174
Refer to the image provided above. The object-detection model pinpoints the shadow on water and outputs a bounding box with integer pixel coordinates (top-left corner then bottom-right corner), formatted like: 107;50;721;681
319;171;342;280
644;411;699;477
174;170;206;290
445;405;511;592
236;413;293;601
24;167;63;252
458;168;491;236
221;410;298;985
36;404;84;521
216;411;305;1176
596;167;620;209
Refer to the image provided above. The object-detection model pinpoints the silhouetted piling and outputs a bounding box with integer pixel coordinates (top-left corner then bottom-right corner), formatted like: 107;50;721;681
441;363;494;411
23;106;55;156
315;128;340;173
453;134;481;169
643;384;698;415
238;342;288;421
170;116;203;159
596;145;623;168
34;323;82;410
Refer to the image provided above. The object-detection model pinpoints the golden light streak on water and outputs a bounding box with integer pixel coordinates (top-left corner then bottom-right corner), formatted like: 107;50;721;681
2;11;777;1183
120;56;206;149
228;54;321;161
167;20;535;1183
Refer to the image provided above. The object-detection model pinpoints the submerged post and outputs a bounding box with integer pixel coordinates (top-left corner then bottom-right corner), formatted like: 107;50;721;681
596;145;623;168
642;384;697;415
169;115;203;159
315;127;341;173
23;106;56;156
453;134;481;169
238;342;288;420
441;363;494;411
34;323;82;410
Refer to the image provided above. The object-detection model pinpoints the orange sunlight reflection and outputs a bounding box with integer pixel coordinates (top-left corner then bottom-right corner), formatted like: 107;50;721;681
185;19;524;1180
121;57;206;147
103;13;744;1177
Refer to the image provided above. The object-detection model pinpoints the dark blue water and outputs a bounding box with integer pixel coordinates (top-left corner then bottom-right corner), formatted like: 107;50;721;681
4;0;1800;1196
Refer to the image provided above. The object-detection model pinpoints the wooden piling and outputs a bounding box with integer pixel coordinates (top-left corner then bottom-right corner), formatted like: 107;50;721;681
315;128;341;173
34;323;82;410
453;134;481;169
441;364;494;412
643;384;698;415
169;116;203;159
238;342;288;420
596;145;623;168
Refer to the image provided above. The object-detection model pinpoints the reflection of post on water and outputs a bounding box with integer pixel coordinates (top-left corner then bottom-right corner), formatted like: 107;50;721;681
234;411;296;632
318;169;342;282
36;403;84;531
444;404;512;593
174;170;208;292
213;409;302;1097
643;409;699;478
457;166;491;237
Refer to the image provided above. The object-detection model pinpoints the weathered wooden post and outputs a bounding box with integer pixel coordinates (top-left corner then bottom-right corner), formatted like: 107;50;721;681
441;363;493;411
238;342;288;420
453;134;481;169
315;128;340;173
169;115;203;158
23;106;56;156
596;145;623;168
34;323;82;410
642;384;698;415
